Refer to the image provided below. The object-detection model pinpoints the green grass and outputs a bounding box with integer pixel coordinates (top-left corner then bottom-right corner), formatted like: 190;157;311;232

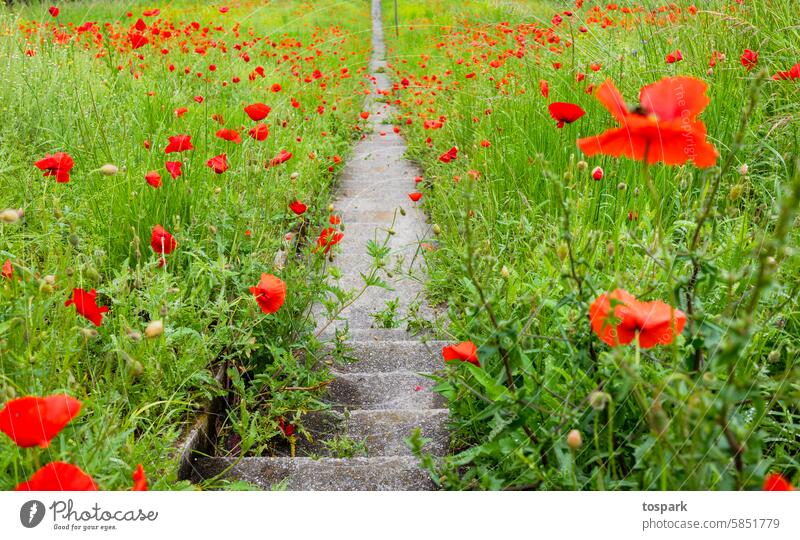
0;0;372;489
385;0;799;489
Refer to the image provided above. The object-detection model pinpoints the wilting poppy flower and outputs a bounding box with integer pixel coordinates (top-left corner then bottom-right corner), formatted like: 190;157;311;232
206;154;228;174
0;395;81;448
267;150;293;167
1;259;12;280
317;227;343;253
278;418;295;437
48;6;59;17
439;146;458;163
216;128;242;144
151;224;177;255
289;200;307;215
16;462;98;491
408;192;423;202
589;288;686;348
249;273;287;314
165;161;182;179
35;152;74;183
548;102;585;128
577;77;718;168
65;288;109;326
249;123;269;141
145;171;162;188
164;135;193;153
244;102;271;121
773;63;800;81
592;166;604;180
132;464;148;491
763;473;794;491
740;49;758;71
442;341;480;367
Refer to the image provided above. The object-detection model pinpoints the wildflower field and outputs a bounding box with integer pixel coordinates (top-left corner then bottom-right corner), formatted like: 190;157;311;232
0;0;798;492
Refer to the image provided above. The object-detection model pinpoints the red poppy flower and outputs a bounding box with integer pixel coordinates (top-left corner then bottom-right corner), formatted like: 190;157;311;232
216;128;242;144
207;153;228;174
317;227;343;253
278;418;295;437
577;77;718;168
360;111;370;120
442;341;480;367
16;462;98;491
1;259;12;280
0;395;81;448
219;6;230;13
174;107;188;118
548;102;585;128
289;200;307;215
151;224;177;255
665;49;683;64
589;288;686;348
408;192;422;202
439;146;458;163
763;473;794;491
244;102;271;121
165;161;182;179
132;464;148;491
145;171;162;188
267;150;293;167
48;6;59;17
539;79;549;98
740;49;758;71
248;123;269;141
164;135;193;153
130;33;149;50
249;273;287;314
35;152;74;183
271;83;282;93
772;63;800;81
65;288;109;326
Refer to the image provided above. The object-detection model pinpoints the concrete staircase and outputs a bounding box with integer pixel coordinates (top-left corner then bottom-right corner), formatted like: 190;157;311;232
189;0;448;490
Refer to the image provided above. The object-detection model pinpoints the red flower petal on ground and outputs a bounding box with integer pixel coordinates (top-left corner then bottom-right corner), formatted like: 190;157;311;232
589;289;686;348
548;102;585;128
165;161;182;179
216;128;242;144
244;102;271;121
16;462;98;491
164;135;193;153
0;395;81;448
249;273;287;314
132;464;148;491
150;224;177;255
35;152;74;183
145;171;162;188
289;200;307;215
577;77;718;168
65;288;109;326
248;123;269;141
316;227;343;253
763;473;794;491
442;341;480;367
439;146;458;163
206;153;228;174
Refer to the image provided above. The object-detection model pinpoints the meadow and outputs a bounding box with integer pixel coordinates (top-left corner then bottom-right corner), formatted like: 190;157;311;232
0;0;798;492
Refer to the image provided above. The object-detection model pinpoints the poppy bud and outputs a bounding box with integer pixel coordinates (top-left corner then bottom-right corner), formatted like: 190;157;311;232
576;160;588;172
54;207;63;219
648;400;669;436
0;209;21;223
126;328;142;341
767;350;780;363
500;265;510;279
80;328;99;340
399;207;406;216
160;304;168;316
209;225;217;234
69;234;80;248
39;281;54;294
739;163;748;176
100;164;119;176
729;184;743;200
606;241;615;257
617;182;627;191
388;228;396;235
328;204;335;212
214;187;222;194
127;358;144;378
567;429;582;450
145;320;164;339
591;166;604;180
0;385;16;402
556;242;569;262
432;224;442;235
44;275;56;285
84;266;100;281
633;187;640;197
563;171;573;181
290;172;299;180
589;391;609;410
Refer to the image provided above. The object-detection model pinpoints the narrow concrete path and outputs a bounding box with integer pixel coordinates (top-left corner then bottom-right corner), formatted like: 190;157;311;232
191;0;448;490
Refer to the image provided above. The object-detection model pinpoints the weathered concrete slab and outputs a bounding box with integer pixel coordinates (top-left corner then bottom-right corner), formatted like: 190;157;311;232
327;371;445;410
322;340;448;372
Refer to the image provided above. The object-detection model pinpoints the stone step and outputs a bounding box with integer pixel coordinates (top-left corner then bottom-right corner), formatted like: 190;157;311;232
290;408;449;457
326;371;445;410
192;456;433;490
321;340;447;372
320;327;430;342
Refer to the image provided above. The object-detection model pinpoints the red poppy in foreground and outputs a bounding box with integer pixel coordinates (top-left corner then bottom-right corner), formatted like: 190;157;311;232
439;146;458;163
442;341;480;367
48;6;59;17
773;63;800;81
589;289;686;348
151;225;177;255
244;102;271;121
35;152;74;183
207;153;228;174
289;200;307;215
548;102;585;128
65;288;109;326
164;135;193;153
1;259;12;280
577;77;718;168
16;462;98;491
132;464;148;491
0;395;81;448
317;227;343;253
267;150;293;167
763;473;794;491
249;273;287;314
249;123;269;141
740;49;758;71
145;171;162;188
